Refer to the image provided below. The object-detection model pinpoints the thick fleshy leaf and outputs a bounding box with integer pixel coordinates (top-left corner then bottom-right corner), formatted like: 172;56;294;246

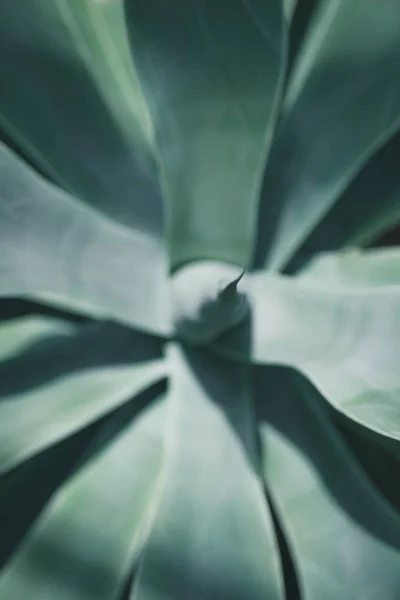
257;367;400;600
0;316;166;474
255;0;400;270
0;414;103;570
286;132;400;268
0;316;74;362
126;0;286;268
0;395;168;600
284;0;297;22
299;248;400;287
0;0;162;232
215;271;400;440
0;143;171;334
132;343;283;600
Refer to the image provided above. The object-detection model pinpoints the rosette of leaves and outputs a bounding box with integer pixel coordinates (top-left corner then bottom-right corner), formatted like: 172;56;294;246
1;1;400;599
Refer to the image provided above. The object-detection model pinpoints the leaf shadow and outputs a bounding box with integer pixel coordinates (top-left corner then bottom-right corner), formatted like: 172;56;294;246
252;59;400;271
255;365;400;553
284;129;400;274
0;297;92;325
0;381;165;572
0;320;163;400
182;314;259;474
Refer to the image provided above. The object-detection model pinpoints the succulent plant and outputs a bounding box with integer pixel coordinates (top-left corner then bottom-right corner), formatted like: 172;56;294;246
1;1;400;599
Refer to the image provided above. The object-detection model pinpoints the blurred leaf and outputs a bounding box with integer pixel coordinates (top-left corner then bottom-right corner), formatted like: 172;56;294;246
255;0;400;270
215;269;400;440
0;395;167;600
0;417;102;569
0;0;162;233
284;0;297;22
0;143;171;335
257;367;400;600
0;316;74;362
298;247;400;287
0;316;166;474
334;412;400;512
285;131;400;269
0;296;91;325
126;0;286;268
132;343;283;600
286;0;319;76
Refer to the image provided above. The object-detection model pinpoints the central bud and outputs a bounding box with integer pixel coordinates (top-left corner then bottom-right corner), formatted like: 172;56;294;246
172;261;249;344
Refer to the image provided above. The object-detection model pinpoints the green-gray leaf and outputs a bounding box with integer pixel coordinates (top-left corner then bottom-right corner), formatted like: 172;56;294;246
257;367;400;600
283;0;297;22
0;395;167;600
0;0;161;233
215;269;400;440
0;316;75;363
255;0;400;270
299;247;400;287
285;133;400;267
132;343;283;600
0;316;166;474
126;0;286;268
0;143;171;335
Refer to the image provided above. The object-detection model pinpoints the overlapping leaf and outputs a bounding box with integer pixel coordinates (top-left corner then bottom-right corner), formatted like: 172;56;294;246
0;316;166;474
0;395;168;600
0;316;74;362
257;367;400;600
132;344;283;600
255;0;400;270
0;143;171;334
1;2;399;599
286;132;400;268
215;268;400;440
0;412;103;570
0;0;161;232
126;0;286;268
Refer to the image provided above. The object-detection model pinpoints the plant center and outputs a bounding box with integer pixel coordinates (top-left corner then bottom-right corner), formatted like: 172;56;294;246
171;261;250;344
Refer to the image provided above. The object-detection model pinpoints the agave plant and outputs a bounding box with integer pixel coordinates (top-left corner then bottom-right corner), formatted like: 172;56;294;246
1;0;400;598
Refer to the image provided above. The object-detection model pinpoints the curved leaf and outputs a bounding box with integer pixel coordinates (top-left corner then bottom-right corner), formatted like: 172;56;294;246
286;131;400;268
0;316;166;474
299;247;400;287
0;142;171;335
257;367;400;600
132;343;283;600
0;316;74;362
215;271;400;440
0;0;161;233
0;395;168;600
126;0;286;268
255;0;400;270
0;413;103;570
